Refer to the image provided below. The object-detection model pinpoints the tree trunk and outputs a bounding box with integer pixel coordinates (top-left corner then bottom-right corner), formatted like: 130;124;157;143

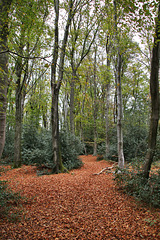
80;77;88;155
70;70;76;134
113;0;124;169
14;80;22;167
105;83;110;157
51;0;73;173
105;36;111;158
142;4;160;179
13;41;28;167
117;52;125;169
0;0;12;159
51;85;60;173
93;46;97;156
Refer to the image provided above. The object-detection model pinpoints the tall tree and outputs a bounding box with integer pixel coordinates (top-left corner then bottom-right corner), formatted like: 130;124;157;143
114;0;125;169
51;0;74;173
93;45;98;155
105;35;112;158
142;3;160;179
0;0;12;159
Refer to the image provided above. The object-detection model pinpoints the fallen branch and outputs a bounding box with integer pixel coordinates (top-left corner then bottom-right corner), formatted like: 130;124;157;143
93;163;117;175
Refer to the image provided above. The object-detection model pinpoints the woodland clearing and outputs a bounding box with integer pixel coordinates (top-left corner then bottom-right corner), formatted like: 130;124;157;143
0;155;160;240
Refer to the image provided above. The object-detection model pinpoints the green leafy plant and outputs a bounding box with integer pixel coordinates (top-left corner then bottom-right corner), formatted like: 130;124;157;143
0;180;22;220
115;167;160;208
60;131;84;170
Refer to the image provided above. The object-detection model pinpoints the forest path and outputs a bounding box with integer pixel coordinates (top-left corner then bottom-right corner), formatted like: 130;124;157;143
0;155;160;240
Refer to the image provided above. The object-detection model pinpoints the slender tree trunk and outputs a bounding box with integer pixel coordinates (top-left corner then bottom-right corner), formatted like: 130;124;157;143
14;79;22;167
93;46;97;156
117;52;125;169
51;86;60;173
70;70;76;134
14;42;29;167
63;92;69;131
142;4;160;179
105;83;110;157
0;0;12;159
105;36;111;158
80;77;88;155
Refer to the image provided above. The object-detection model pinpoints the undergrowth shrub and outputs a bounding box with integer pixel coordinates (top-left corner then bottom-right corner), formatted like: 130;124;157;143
0;180;22;220
2;124;84;171
123;124;148;161
115;167;160;208
2;128;14;164
22;125;52;166
60;131;84;170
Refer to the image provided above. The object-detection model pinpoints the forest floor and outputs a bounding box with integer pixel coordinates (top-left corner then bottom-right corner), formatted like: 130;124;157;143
0;155;160;240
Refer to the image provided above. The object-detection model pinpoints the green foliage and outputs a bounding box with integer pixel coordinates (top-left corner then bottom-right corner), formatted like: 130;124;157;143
60;131;84;170
0;180;22;220
21;124;52;166
153;133;160;163
98;125;148;162
97;143;106;156
123;124;148;161
2;124;83;171
115;168;160;208
2;127;15;163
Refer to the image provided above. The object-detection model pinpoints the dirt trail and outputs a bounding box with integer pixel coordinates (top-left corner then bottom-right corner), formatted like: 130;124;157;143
0;155;160;240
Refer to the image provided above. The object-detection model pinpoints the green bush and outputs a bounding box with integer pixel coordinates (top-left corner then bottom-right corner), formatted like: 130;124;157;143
60;131;84;170
3;124;84;171
22;125;53;166
2;124;84;171
2;127;15;163
0;180;22;220
123;124;148;162
115;167;160;208
22;126;84;170
95;125;148;162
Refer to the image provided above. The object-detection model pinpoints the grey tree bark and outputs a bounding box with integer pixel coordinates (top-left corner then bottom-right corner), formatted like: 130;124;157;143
105;36;111;158
93;46;97;156
70;70;76;134
114;0;125;169
116;52;124;169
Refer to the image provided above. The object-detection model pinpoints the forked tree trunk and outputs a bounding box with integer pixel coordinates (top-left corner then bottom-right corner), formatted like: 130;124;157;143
0;0;12;159
142;4;160;179
51;0;73;173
